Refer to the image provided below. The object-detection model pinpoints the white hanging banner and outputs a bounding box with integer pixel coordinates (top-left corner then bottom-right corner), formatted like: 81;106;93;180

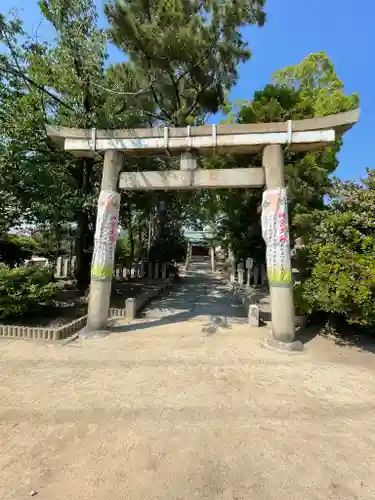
91;190;120;280
261;188;292;287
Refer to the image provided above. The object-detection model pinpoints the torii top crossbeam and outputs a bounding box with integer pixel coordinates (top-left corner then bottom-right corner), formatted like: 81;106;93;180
47;109;359;157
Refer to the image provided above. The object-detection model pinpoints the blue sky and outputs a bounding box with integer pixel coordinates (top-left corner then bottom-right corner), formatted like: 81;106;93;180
2;0;374;181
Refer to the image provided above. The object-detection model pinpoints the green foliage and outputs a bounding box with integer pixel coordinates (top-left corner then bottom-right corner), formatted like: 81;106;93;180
298;169;375;328
293;283;310;315
200;52;359;262
272;52;359;117
0;234;34;267
30;226;72;260
214;188;265;262
302;247;375;326
149;233;186;263
0;2;156;286
0;265;57;320
115;235;131;261
148;205;187;262
1;0;267;285
0;226;72;267
105;0;266;125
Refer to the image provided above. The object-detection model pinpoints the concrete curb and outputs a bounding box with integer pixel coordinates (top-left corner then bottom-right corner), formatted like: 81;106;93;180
122;276;174;320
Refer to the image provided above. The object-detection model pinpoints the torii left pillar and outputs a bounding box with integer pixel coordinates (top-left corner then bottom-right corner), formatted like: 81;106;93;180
81;150;124;339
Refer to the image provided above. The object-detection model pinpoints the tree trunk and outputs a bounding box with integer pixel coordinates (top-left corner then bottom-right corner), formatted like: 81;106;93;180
147;211;152;253
74;158;94;290
75;210;92;290
137;221;143;261
129;227;135;264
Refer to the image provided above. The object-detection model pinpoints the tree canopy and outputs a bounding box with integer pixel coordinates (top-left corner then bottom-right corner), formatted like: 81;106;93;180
105;0;266;125
0;0;268;285
186;52;359;263
2;1;371;332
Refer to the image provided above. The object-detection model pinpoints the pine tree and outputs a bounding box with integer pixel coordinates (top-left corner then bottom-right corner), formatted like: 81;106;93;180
105;0;266;125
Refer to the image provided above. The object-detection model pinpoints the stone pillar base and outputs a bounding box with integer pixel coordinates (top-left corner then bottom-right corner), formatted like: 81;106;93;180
79;328;111;341
262;336;304;353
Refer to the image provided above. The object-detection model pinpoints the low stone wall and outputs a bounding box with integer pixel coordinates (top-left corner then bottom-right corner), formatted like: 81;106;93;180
224;262;267;287
0;314;88;342
0;325;57;341
55;315;88;340
108;308;127;318
0;277;174;342
112;276;174;320
55;257;171;280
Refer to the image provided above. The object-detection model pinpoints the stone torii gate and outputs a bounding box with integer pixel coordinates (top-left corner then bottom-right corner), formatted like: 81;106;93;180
47;108;359;350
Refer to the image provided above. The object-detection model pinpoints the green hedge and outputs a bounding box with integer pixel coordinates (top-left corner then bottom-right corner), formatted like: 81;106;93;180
301;244;375;328
0;265;58;320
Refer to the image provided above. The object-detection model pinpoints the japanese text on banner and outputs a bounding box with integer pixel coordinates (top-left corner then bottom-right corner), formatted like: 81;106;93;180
91;190;120;280
261;188;292;287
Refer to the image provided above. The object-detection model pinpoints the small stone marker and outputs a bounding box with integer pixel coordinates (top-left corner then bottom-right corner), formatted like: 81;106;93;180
238;268;244;286
248;304;260;327
56;256;62;277
71;256;76;276
126;297;136;319
62;258;69;278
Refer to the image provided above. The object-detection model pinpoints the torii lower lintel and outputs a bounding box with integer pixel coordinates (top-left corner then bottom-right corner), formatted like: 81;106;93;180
119;167;265;190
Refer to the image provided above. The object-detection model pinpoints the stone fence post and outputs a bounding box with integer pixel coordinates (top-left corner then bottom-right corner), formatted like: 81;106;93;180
147;262;153;278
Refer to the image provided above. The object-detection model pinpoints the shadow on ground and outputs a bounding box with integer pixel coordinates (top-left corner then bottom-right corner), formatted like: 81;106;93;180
321;328;375;354
111;309;235;337
112;267;375;354
294;319;375;354
112;272;245;337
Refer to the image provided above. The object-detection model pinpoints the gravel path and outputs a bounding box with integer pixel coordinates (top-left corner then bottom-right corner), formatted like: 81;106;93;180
141;265;247;326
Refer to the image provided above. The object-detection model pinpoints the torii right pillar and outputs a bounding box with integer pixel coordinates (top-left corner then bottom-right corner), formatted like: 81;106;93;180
262;145;303;352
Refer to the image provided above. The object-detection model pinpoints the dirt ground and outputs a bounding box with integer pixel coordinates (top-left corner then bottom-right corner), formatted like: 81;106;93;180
1;319;375;500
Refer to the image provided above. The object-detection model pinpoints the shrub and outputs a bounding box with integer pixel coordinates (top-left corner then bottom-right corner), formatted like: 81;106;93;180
0;234;34;267
115;235;131;262
293;283;311;315
301;244;375;328
0;265;58;320
296;169;375;329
